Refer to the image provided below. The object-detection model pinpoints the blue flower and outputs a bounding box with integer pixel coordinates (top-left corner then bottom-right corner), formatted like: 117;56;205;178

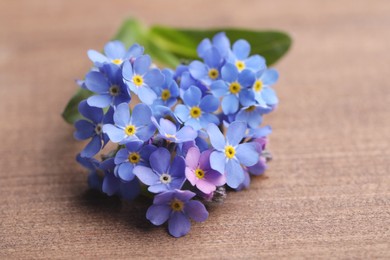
206;121;260;188
100;158;140;200
235;104;272;129
114;141;157;182
74;100;113;158
133;148;186;193
122;55;164;105
152;69;179;108
188;47;224;86
227;39;266;72
175;86;220;130
197;32;231;59
146;189;208;237
151;117;197;143
76;154;103;191
252;68;279;107
85;63;130;108
103;103;155;144
88;41;144;67
210;63;256;115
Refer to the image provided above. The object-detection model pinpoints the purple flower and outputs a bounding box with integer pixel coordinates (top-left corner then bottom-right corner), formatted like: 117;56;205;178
85;64;130;108
74;100;113;158
122;55;164;105
103;103;156;144
151;117;197;143
207;121;260;188
146;189;208;237
114;141;157;182
88;41;144;67
133;148;186;193
185;147;226;194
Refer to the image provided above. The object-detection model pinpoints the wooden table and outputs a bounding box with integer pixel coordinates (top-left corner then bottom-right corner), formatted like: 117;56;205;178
1;0;389;258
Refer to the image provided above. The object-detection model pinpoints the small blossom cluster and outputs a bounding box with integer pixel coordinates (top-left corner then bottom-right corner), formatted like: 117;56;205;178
74;33;278;237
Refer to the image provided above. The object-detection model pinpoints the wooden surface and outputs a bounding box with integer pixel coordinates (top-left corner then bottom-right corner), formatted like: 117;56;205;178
1;0;389;258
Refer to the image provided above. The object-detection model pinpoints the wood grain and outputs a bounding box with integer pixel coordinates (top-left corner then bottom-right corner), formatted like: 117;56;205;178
0;0;389;258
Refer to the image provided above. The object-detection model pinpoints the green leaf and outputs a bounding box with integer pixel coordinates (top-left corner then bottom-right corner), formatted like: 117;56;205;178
150;26;292;66
62;88;93;124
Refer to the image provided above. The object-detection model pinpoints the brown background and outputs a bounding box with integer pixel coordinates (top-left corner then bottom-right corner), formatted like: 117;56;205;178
1;0;389;259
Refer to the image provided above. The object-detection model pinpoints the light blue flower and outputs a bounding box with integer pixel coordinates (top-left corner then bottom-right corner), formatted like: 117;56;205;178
175;86;219;130
210;63;256;115
206;121;260;188
227;39;266;72
122;55;164;105
188;47;224;86
114;141;157;182
252;68;279;107
103;103;155;144
88;41;144;67
85;64;130;108
152;69;179;108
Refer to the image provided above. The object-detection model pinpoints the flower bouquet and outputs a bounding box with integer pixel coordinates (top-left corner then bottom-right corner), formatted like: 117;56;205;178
63;19;291;237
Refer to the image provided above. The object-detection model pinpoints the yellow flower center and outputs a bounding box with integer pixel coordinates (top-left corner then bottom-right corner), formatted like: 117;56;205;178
190;106;202;119
225;145;236;159
195;168;205;179
170;199;184;212
235;61;245;71
125;125;136;136
245;105;256;112
229;82;241;94
165;133;176;139
208;68;219;79
112;59;123;65
132;75;143;87
109;85;120;96
161;89;171;101
253;80;263;92
128;152;140;164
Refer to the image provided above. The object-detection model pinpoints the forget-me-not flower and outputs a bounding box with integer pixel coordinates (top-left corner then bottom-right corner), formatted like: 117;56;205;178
146;189;208;237
207;121;260;188
133;148;186;193
85;63;130;108
122;55;164;105
175;86;219;130
103;103;155;144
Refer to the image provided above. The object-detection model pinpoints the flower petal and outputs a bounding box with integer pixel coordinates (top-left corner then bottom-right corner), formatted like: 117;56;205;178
103;124;125;143
85;71;110;93
114;103;131;127
210;151;226;174
188;61;207;80
87;50;108;64
80;135;102;158
233;39;250;60
78;100;104;123
104;41;126;59
117;162;135;182
133;165;159;185
206;123;225;150
225;159;245;188
149;148;171;174
146;204;171;226
199;95;219;112
168;212;191;238
185;200;209;222
134;55;151;75
144;68;164;88
138;86;157;105
226;121;247;146
132;103;152;126
221;63;238;82
185;147;201;169
221;94;239;114
169;156;185;177
87;94;112;108
236;142;259;166
183;86;202;107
